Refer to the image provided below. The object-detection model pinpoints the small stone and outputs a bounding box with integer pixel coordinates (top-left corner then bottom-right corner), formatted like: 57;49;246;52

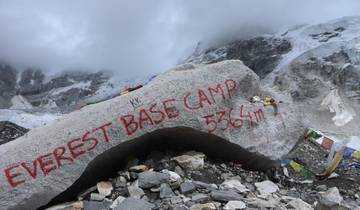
175;166;185;177
129;165;148;173
321;187;343;205
114;197;154;210
191;193;210;203
190;203;217;210
161;169;182;182
150;187;160;192
174;205;188;210
172;151;205;170
130;172;138;180
254;180;279;195
223;200;246;210
189;203;217;210
45;201;83;210
77;185;97;200
220;179;249;193
180;181;196;195
171;196;183;205
138;171;170;189
90;193;105;201
245;196;280;208
315;185;327;192
160;183;175;199
287;198;313;210
97;181;113;196
110;196;126;209
128;181;145;199
83;200;112;210
113;176;127;188
118;171;131;180
210;190;243;202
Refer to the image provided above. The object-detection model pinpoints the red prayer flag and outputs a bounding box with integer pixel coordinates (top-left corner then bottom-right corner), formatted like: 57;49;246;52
321;137;334;150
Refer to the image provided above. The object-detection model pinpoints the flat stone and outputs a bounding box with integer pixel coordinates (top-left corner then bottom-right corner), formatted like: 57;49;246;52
83;200;112;210
174;205;188;210
159;183;174;199
114;198;154;210
193;181;218;190
210;190;243;202
320;187;343;205
224;200;246;210
245;196;280;208
287;199;313;210
97;181;113;197
315;185;327;192
138;171;170;189
175;166;185;177
161;169;182;183
172;151;205;170
90;193;105;201
189;203;218;210
113;176;127;188
191;193;210;203
129;165;148;173
171;196;184;205
220;179;249;193
110;196;126;209
180;181;196;195
45;201;83;210
254;180;279;195
127;181;145;199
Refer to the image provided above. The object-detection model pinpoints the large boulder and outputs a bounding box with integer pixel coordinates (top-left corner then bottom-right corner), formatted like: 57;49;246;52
0;60;305;209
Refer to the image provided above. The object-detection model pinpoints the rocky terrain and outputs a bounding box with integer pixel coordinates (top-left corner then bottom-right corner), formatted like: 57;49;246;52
185;16;360;137
44;151;360;210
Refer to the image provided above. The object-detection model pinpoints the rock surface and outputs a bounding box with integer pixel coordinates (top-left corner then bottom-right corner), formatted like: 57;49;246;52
0;60;305;209
0;121;28;145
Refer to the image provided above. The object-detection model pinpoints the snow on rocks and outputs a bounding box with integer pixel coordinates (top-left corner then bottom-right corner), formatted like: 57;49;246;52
0;60;306;209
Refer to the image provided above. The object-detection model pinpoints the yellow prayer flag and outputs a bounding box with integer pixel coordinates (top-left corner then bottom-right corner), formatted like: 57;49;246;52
352;151;360;159
290;160;304;173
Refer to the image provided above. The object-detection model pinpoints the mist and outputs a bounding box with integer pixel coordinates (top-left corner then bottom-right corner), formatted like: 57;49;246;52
1;0;360;78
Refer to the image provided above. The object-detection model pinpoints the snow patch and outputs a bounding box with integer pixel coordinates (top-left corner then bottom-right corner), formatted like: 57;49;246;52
0;109;61;129
320;89;356;126
10;95;33;110
51;81;91;95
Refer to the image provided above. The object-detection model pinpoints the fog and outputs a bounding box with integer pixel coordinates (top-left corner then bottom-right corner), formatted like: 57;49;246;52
1;0;360;78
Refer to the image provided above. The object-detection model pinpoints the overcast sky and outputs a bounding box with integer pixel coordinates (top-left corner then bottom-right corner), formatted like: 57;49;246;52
1;0;360;78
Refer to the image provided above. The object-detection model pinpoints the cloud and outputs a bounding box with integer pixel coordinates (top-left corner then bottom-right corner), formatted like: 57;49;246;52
0;0;360;78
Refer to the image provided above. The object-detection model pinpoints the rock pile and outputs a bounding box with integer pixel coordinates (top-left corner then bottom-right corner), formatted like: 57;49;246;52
0;121;28;145
45;151;359;210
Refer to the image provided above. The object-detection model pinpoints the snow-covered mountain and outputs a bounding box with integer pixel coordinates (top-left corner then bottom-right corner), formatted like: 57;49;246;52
185;16;360;136
1;16;360;134
0;66;156;128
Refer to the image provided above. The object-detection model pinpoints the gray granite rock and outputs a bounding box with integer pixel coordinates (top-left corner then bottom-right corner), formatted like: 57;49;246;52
138;171;170;189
